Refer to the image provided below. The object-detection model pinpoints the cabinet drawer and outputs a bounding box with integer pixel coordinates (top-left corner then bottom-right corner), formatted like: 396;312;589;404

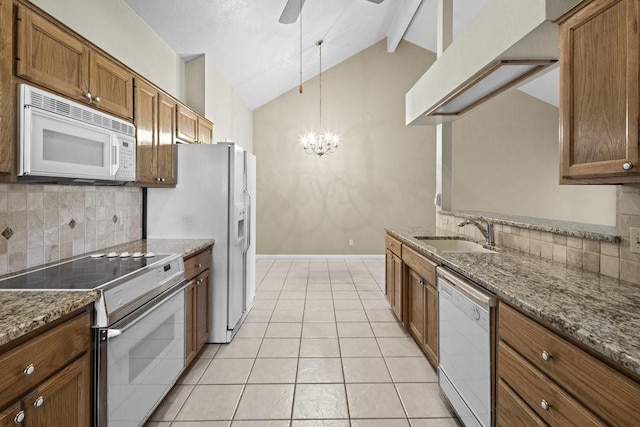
498;341;603;426
385;234;402;257
498;303;640;425
184;248;211;280
0;311;90;409
402;244;437;286
496;379;545;427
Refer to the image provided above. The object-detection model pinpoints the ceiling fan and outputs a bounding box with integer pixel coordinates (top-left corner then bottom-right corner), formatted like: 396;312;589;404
279;0;385;24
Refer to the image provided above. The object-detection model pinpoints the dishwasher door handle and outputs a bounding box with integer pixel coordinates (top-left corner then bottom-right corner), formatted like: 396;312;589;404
436;267;496;309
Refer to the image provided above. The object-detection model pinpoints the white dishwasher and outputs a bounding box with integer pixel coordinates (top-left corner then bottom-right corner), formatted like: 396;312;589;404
437;267;496;427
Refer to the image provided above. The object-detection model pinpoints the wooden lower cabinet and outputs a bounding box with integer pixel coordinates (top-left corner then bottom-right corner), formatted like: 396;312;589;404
0;311;91;427
0;402;22;427
385;249;403;322
185;282;197;365
497;302;640;426
402;244;439;368
196;270;210;350
407;268;425;344
424;282;438;366
497;379;545;427
22;354;90;427
184;247;212;366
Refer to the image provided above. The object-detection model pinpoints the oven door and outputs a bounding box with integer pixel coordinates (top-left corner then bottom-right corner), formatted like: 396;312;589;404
96;282;187;427
21;107;116;180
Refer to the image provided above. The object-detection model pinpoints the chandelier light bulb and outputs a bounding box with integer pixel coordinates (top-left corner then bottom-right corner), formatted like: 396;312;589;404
299;39;340;157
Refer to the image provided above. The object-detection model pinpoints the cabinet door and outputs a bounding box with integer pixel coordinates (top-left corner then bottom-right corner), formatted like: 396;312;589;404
424;283;438;367
385;250;395;308
157;93;177;185
176;104;198;144
134;79;157;185
22;354;90;427
196;270;210;351
89;51;133;119
185;283;197;366
407;268;425;344
198;117;214;144
0;0;13;176
392;254;403;321
560;0;640;180
16;6;89;102
0;403;22;427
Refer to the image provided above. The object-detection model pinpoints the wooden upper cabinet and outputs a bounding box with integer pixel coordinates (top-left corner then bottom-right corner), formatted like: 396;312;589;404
176;104;198;143
16;6;133;120
198;117;214;144
134;79;176;186
157;93;177;185
559;0;640;182
134;79;158;184
16;6;89;101
89;51;133;119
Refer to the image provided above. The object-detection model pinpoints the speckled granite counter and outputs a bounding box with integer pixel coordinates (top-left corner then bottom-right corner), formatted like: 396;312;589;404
0;239;214;349
439;210;621;242
104;238;214;259
0;291;97;347
386;226;640;377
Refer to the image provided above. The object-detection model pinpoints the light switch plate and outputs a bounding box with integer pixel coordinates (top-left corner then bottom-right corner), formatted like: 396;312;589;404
631;227;640;254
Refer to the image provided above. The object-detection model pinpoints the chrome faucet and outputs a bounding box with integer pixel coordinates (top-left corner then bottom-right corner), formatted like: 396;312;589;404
457;219;495;247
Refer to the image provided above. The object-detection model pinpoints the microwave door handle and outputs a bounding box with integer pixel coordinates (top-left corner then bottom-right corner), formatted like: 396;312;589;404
111;139;120;175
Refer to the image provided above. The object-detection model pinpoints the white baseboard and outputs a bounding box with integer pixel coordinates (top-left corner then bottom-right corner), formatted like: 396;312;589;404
257;254;385;260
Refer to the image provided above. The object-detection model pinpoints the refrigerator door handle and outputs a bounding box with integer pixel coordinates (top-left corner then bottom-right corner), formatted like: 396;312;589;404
243;188;251;254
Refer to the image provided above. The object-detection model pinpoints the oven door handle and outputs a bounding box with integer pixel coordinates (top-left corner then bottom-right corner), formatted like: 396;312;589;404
106;279;191;340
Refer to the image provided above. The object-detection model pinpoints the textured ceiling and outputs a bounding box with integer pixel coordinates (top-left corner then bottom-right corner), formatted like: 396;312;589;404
124;0;558;110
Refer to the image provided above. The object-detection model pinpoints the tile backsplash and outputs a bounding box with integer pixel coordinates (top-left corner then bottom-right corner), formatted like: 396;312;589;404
438;184;640;286
0;184;142;275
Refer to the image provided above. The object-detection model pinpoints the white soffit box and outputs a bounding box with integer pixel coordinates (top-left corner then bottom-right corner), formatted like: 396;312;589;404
405;0;582;126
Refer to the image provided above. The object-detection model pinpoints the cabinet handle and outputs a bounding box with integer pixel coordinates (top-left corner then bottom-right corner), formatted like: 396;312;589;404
94;96;101;103
541;350;551;361
196;279;202;284
13;411;25;424
541;400;550;410
23;364;35;376
161;178;166;182
196;263;202;268
84;92;92;102
33;396;44;408
623;162;633;170
155;177;162;182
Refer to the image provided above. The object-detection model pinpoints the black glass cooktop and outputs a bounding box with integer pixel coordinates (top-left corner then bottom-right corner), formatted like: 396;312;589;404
0;254;170;290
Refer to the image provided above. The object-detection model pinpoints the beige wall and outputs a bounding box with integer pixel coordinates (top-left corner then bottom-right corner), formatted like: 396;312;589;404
30;0;186;100
451;90;618;226
186;56;254;152
253;40;436;255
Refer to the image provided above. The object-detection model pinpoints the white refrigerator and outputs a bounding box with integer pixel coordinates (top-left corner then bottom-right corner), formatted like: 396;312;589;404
146;143;256;343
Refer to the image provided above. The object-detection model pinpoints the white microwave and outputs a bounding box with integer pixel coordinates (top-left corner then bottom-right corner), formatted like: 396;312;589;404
18;84;136;184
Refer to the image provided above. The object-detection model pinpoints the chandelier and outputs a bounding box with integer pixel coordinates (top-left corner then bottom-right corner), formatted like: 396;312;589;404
300;40;340;157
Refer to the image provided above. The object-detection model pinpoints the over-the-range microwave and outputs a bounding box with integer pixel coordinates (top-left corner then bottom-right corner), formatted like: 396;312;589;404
18;84;136;184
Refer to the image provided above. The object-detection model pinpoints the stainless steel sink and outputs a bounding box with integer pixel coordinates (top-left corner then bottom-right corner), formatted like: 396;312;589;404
413;237;496;254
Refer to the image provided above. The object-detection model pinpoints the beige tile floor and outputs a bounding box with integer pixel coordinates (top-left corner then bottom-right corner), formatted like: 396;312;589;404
146;257;460;427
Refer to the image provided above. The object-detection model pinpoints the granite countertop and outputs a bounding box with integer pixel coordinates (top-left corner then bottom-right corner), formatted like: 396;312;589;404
439;209;621;242
0;239;214;349
104;238;214;258
386;226;640;376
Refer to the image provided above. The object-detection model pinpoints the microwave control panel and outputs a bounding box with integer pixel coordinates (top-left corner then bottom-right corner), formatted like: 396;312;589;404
117;139;136;180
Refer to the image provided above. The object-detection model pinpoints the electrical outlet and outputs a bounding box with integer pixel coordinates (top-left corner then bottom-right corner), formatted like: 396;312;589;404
631;227;640;254
348;239;354;246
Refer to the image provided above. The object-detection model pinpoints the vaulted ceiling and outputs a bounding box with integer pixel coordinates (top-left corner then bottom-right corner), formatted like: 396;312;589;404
123;0;558;110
